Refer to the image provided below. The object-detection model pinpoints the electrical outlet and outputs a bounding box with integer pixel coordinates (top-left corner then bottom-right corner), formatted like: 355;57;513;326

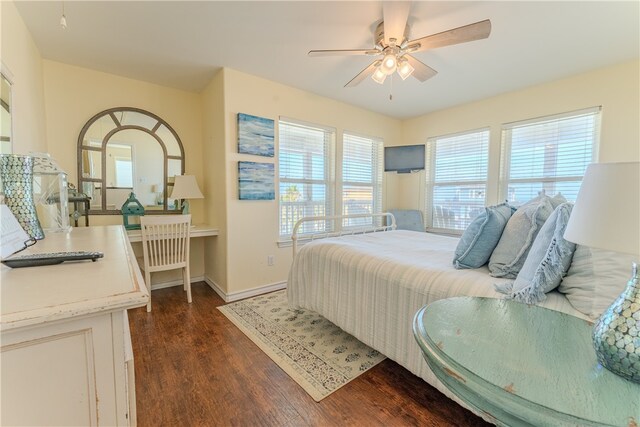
267;255;274;266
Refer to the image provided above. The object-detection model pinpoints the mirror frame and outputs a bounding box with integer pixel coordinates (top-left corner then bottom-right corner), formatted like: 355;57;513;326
1;62;15;154
77;107;185;214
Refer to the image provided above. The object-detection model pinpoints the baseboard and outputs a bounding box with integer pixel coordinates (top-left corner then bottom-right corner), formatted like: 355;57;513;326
203;277;228;301
204;277;287;303
150;276;205;291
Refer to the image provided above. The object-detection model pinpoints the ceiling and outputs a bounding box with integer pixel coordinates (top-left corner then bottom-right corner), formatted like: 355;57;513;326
14;1;640;119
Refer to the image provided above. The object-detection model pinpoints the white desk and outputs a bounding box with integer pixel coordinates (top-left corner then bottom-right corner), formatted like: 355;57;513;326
126;224;219;242
1;226;148;426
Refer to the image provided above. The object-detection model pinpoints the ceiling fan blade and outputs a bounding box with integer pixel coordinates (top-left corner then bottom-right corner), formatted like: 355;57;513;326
405;19;491;53
344;61;380;87
308;49;379;57
382;1;411;46
404;55;438;82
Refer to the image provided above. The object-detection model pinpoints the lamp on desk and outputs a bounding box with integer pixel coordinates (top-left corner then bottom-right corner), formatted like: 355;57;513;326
169;175;203;215
564;161;639;383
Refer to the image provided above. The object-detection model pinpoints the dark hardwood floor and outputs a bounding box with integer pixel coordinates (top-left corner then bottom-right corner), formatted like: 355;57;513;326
128;282;490;426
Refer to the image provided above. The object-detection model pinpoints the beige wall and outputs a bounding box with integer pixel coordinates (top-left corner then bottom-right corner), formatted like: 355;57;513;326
0;1;47;154
201;70;228;292
211;68;402;297
390;60;640;211
41;60;206;285
6;6;638;298
42;60;204;220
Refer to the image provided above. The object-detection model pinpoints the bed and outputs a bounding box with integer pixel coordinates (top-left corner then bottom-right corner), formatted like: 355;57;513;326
287;223;588;419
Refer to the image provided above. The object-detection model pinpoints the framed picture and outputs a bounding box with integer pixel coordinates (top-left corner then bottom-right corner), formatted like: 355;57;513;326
238;161;275;200
237;113;274;157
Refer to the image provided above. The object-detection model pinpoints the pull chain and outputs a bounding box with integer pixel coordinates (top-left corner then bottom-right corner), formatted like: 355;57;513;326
389;74;393;101
60;1;67;29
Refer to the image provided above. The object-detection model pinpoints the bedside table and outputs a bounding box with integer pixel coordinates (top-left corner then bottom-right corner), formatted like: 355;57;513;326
413;297;640;427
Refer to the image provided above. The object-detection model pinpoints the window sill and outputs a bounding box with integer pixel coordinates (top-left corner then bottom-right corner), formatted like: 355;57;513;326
426;228;463;238
277;238;314;249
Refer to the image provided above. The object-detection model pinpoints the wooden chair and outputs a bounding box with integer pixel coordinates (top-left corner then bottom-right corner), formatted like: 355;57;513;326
140;214;192;312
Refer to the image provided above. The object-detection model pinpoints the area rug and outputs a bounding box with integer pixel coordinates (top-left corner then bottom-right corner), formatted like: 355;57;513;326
218;290;386;401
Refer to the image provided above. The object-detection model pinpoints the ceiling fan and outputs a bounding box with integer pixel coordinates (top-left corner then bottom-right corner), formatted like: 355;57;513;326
308;1;491;88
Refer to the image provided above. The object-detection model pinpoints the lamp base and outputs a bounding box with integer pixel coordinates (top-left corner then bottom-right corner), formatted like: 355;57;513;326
181;200;190;215
592;262;640;383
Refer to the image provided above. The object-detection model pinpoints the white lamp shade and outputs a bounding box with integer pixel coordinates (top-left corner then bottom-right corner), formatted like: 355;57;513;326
381;54;397;75
397;59;414;80
170;175;204;199
564;161;639;256
371;67;387;84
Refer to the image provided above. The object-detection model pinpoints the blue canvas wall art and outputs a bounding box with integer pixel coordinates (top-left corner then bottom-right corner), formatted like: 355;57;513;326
238;113;275;157
238;161;275;200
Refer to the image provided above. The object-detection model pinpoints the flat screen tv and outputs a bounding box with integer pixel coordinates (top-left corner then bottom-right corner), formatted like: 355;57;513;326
384;144;425;173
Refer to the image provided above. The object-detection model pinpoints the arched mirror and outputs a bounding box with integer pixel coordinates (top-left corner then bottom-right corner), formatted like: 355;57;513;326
78;107;185;214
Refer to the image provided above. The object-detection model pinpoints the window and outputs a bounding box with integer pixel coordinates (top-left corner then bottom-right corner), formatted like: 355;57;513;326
425;129;490;232
279;119;335;238
500;107;600;206
342;133;383;228
114;158;133;188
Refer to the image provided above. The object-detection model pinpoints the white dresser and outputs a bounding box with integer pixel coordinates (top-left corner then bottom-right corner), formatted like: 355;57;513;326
1;225;149;426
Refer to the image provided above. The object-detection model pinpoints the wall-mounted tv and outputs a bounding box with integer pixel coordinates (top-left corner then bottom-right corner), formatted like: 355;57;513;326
384;144;425;173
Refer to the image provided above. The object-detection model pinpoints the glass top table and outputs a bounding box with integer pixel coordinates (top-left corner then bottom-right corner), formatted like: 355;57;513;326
413;297;640;427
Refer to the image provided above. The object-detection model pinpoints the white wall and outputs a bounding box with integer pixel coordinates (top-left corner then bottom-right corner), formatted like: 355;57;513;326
0;1;47;154
389;60;640;211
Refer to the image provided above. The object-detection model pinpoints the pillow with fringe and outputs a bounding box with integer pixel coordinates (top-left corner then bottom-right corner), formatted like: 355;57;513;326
488;195;557;278
496;203;576;304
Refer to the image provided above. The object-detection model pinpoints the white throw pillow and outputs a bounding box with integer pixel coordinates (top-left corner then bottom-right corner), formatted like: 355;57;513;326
558;246;637;319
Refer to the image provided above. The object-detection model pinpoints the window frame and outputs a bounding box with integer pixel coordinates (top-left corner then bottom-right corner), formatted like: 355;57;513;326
341;131;384;229
498;106;601;205
278;117;336;240
425;127;490;234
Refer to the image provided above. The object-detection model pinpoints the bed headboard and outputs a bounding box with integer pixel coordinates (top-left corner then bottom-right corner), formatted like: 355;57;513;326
291;213;397;256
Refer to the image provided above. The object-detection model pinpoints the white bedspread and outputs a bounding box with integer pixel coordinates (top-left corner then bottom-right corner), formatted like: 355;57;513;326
287;230;587;415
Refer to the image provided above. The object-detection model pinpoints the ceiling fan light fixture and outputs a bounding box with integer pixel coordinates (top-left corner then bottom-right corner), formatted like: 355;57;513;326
372;67;387;84
381;54;397;75
397;59;414;80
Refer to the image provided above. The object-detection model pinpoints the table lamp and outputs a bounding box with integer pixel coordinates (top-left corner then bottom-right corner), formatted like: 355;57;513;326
170;175;203;215
564;161;639;383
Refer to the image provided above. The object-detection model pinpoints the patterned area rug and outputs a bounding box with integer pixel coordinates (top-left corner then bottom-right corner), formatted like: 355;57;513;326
218;290;386;401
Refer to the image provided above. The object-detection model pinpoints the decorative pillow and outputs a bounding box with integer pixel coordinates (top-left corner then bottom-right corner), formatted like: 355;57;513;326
488;195;555;278
453;203;515;269
495;203;576;303
558;246;637;319
549;193;567;209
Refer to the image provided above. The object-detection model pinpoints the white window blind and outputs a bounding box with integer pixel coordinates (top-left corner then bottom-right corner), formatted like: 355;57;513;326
500;107;600;206
425;129;489;232
279;118;335;238
342;133;383;228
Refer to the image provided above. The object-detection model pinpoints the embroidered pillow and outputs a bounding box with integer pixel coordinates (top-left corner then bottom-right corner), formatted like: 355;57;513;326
495;203;576;303
453;203;515;269
488;195;555;278
558;246;637;319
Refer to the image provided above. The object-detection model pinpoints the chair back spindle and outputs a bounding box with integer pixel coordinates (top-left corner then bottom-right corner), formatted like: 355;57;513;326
140;214;192;311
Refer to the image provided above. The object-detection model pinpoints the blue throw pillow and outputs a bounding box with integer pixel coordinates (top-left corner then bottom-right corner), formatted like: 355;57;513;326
488;195;556;278
496;203;576;303
453;203;515;269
